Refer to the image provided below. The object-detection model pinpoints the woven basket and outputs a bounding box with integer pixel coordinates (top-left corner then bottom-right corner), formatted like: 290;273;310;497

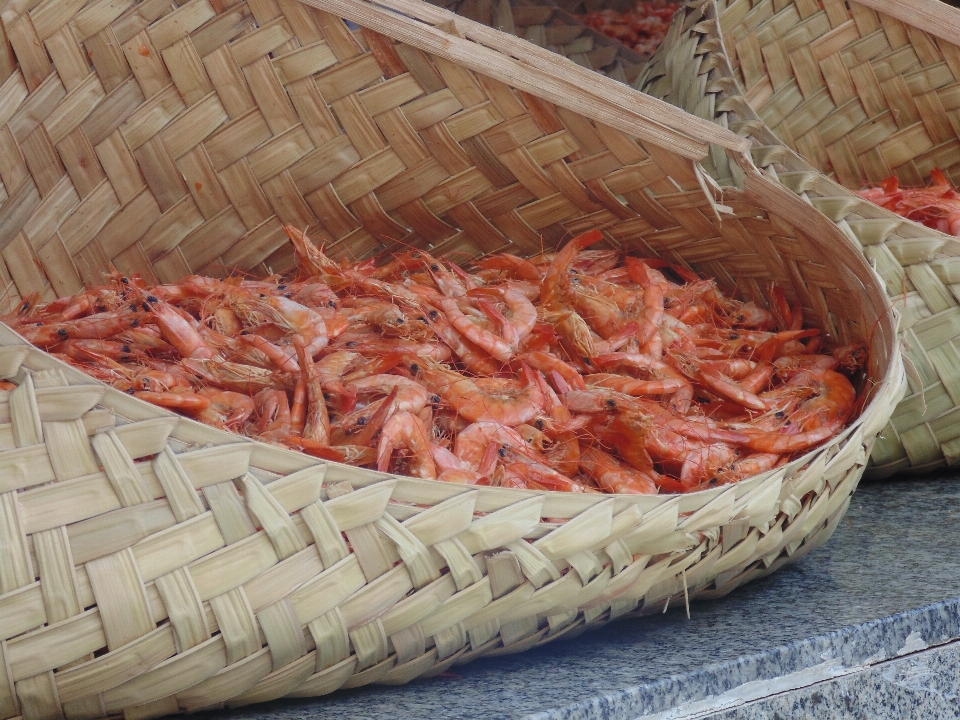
0;0;903;715
630;0;960;477
425;0;648;83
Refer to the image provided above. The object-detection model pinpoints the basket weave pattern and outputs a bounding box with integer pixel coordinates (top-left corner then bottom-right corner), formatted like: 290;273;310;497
717;0;960;189
425;0;648;83
0;0;902;714
633;0;960;476
0;325;899;717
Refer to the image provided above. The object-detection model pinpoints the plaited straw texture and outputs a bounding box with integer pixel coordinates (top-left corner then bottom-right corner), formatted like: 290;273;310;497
634;0;960;477
714;0;960;189
0;0;903;714
424;0;648;84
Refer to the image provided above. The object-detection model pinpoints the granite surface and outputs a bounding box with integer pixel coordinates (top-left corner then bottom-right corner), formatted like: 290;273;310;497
201;475;960;720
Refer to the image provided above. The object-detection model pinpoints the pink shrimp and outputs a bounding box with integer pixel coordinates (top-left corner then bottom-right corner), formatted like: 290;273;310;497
377;411;437;479
579;446;657;494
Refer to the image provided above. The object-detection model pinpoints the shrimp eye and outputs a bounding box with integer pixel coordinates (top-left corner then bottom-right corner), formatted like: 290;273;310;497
122;345;131;353
35;322;43;327
147;296;158;304
323;393;332;400
278;285;286;290
21;301;29;311
535;419;544;429
346;341;358;347
736;314;745;322
131;319;140;328
663;298;672;308
708;477;718;486
127;388;135;394
410;363;419;374
328;301;336;308
396;318;404;324
430;264;440;271
121;277;129;285
142;378;150;387
357;417;367;426
606;398;617;407
429;310;439;319
498;447;507;457
142;303;151;312
729;333;739;340
57;328;68;338
431;395;441;404
775;411;785;418
131;304;139;311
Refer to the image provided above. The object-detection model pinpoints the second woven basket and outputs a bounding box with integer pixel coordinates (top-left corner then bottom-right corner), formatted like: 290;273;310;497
635;0;960;477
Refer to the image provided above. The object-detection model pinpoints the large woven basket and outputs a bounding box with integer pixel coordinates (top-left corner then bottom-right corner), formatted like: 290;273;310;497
0;0;902;715
629;0;960;477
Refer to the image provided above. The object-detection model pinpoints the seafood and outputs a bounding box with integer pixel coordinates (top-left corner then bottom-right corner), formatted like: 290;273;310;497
577;1;683;55
858;168;960;237
10;225;863;495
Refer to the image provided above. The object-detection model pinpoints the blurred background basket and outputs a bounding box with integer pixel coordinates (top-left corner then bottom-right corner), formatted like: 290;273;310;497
632;0;960;476
0;0;902;716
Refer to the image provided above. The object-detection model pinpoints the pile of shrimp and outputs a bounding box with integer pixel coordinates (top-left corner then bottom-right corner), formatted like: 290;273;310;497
576;1;682;55
858;168;960;237
2;226;867;494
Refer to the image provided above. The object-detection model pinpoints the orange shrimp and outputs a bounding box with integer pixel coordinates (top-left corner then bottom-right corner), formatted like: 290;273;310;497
454;421;542;470
141;296;217;360
347;374;433;415
294;337;329;444
440;296;516;363
284;225;342;278
416;358;544;426
585;372;686;396
470;286;538;344
473;253;543;282
180;358;288;395
679;442;738;488
579;446;657;494
625;256;665;357
289;437;377;465
19;310;144;348
594;352;693;413
195;388;256;431
134;390;212;413
377;411;437;479
541;229;605;311
519;351;587;390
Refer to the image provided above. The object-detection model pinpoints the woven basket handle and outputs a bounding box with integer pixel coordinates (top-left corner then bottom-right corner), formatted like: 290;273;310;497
853;0;960;45
295;0;752;157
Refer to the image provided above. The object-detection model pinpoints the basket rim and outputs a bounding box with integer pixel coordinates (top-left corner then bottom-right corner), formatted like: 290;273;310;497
294;0;752;157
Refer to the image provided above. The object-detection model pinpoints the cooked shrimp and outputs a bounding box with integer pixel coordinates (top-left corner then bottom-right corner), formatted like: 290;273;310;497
377;411;437;479
454;421;542;470
347;374;433;415
134;390;212;412
579;446;657;494
416;359;544;426
440;297;515;363
195;389;256;431
294;337;329;444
